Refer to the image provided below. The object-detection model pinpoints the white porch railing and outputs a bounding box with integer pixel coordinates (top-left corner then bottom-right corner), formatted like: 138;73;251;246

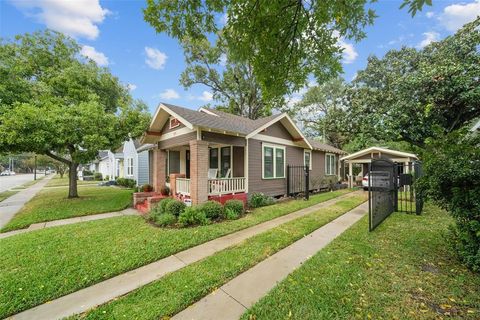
208;177;246;195
176;178;191;195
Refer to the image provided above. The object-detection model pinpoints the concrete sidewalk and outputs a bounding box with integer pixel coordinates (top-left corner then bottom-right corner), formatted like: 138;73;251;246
0;175;53;229
173;202;368;320
0;208;138;239
10;191;360;320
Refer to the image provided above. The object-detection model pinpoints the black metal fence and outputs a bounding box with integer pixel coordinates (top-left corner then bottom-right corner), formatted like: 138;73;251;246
286;165;309;200
368;159;424;231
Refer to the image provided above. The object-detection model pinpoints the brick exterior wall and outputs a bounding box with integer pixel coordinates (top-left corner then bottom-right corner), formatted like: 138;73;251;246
189;140;208;204
152;148;167;192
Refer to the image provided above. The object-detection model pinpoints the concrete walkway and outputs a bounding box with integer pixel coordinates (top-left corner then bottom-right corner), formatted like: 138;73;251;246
10;191;361;320
0;208;138;239
173;202;368;320
0;175;53;229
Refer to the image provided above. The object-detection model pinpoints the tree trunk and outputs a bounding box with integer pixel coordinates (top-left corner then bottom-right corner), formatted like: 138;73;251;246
68;162;79;198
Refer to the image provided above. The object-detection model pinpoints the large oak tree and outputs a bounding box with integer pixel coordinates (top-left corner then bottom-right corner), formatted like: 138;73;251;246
0;30;151;198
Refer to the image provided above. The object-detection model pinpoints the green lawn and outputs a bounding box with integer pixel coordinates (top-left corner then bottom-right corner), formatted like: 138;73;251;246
242;204;480;320
0;190;18;202
46;175;99;187
71;195;367;319
1;186;134;232
0;189;354;318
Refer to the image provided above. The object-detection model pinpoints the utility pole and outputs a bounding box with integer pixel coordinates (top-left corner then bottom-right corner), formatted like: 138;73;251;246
34;155;37;180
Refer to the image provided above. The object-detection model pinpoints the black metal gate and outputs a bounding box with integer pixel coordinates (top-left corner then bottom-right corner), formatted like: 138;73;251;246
286;165;309;200
368;159;424;231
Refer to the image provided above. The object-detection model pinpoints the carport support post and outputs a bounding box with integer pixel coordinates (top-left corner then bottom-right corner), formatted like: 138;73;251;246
348;161;353;188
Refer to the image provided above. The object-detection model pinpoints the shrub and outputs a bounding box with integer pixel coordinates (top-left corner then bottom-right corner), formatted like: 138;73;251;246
157;198;174;215
418;131;480;271
83;170;93;176
178;207;209;226
225;208;240;220
94;172;102;181
154;213;177;227
105;175;110;181
116;178;136;188
141;184;153;192
224;199;244;216
248;193;274;208
201;200;224;219
160;186;170;196
165;199;186;217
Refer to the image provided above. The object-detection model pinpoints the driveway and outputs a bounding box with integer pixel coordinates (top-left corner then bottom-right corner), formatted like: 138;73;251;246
0;174;36;193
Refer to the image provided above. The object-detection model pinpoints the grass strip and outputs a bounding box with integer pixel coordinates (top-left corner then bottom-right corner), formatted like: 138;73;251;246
45;176;99;187
72;195;367;319
1;186;134;232
0;190;19;202
242;204;480;320
0;189;353;318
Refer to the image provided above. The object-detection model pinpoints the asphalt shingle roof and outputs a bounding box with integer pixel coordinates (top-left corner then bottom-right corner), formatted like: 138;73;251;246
307;139;346;154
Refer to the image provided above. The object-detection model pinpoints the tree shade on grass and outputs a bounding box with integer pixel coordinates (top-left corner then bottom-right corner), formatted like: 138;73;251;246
0;186;133;232
0;189;353;318
70;196;367;319
45;175;99;187
242;204;480;320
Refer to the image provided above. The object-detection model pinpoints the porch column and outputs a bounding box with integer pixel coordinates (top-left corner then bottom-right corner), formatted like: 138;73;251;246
152;148;167;192
189;140;208;205
348;161;353;188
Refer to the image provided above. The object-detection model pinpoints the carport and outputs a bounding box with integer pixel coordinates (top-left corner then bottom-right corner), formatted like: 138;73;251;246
340;147;418;188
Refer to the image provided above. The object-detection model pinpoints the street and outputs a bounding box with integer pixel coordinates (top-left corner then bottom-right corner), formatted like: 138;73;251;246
0;174;36;193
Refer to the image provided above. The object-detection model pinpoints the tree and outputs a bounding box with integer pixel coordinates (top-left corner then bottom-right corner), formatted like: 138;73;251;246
348;18;480;148
0;30;151;198
294;78;349;148
144;0;377;99
180;36;279;119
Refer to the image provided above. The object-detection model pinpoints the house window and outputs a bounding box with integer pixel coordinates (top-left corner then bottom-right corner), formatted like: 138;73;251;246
221;147;231;177
304;150;312;170
325;153;336;175
127;158;134;176
262;144;285;179
209;148;218;169
169;118;180;129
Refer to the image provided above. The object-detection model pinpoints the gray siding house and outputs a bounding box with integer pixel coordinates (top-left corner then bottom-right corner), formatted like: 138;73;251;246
142;103;345;205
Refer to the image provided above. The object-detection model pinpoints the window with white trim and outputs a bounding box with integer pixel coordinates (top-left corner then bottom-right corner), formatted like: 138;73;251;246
127;157;134;176
304;150;312;170
263;144;285;179
325;153;336;175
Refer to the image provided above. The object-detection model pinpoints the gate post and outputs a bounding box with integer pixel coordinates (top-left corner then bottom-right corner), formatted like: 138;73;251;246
286;164;290;197
304;165;309;200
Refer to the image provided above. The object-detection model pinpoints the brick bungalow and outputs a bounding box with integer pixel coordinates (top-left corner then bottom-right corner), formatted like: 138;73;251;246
141;103;345;205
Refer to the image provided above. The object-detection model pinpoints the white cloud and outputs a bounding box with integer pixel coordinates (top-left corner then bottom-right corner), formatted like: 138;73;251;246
10;0;109;39
80;45;108;66
198;91;213;102
219;53;227;66
145;47;167;70
159;89;180;100
126;84;137;91
439;0;480;32
426;11;435;18
338;39;358;64
417;31;440;48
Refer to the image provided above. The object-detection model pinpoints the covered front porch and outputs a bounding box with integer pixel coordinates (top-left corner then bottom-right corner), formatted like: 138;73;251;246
152;137;247;204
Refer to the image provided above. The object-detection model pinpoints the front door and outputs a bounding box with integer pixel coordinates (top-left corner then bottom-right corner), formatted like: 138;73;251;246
186;150;190;178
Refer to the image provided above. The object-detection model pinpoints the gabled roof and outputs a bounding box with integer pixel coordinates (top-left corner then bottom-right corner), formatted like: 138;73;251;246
340;146;418;161
98;150;109;160
308;139;346;154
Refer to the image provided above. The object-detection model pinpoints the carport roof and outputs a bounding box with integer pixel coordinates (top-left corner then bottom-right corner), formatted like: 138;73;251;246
340;147;417;161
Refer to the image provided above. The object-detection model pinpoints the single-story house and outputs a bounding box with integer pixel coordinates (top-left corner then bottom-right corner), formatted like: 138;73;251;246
141;103;345;205
340;147;418;188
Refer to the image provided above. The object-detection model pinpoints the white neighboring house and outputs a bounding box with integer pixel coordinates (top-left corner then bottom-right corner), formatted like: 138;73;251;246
122;139;154;186
93;148;124;181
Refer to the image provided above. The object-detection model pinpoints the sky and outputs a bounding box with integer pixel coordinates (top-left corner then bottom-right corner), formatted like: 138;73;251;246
0;0;479;114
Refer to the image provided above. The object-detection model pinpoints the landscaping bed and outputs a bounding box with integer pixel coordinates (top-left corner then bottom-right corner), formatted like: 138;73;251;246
0;189;353;318
70;195;367;319
0;186;134;232
242;204;480;319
